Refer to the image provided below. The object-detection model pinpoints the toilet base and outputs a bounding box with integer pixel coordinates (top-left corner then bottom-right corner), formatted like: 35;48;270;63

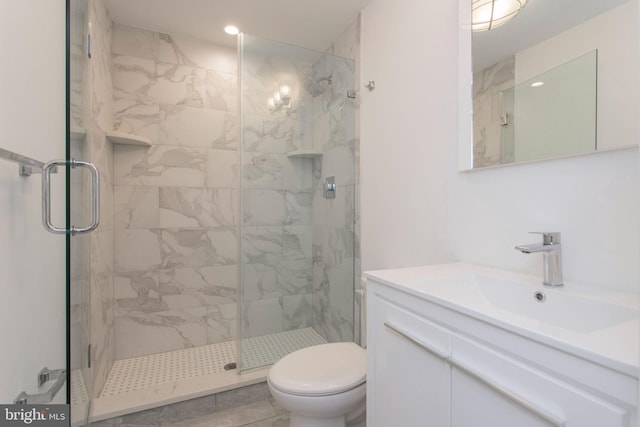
269;381;366;427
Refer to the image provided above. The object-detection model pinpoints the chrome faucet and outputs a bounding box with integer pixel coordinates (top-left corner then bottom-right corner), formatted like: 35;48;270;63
515;232;563;287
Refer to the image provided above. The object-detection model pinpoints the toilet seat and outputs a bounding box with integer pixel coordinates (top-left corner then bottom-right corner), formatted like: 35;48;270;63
268;342;366;397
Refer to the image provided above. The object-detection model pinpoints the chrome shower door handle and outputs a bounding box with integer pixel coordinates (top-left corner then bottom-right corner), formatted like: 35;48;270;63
42;159;100;235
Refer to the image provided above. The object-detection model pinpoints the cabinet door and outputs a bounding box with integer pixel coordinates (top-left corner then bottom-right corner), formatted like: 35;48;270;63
368;295;451;427
451;336;631;427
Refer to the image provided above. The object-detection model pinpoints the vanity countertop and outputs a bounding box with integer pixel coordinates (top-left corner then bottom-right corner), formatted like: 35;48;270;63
364;262;639;377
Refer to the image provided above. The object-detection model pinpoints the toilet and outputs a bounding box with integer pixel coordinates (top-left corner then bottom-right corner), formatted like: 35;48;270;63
267;341;367;427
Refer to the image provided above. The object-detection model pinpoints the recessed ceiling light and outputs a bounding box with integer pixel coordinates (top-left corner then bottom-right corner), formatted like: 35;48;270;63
531;81;544;87
224;25;239;35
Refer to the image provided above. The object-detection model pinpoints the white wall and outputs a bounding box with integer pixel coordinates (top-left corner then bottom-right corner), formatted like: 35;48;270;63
360;1;454;271
0;0;67;402
361;0;639;294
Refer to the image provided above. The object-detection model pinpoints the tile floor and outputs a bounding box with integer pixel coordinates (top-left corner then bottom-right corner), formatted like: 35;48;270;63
163;398;290;427
90;383;290;427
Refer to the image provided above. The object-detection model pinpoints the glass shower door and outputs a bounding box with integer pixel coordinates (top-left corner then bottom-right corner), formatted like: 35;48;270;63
0;0;69;419
69;0;94;424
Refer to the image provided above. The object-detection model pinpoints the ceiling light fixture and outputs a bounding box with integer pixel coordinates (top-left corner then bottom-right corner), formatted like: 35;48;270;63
472;0;528;32
224;25;239;35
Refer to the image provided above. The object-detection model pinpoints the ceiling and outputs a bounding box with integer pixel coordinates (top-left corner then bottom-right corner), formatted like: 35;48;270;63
105;0;372;52
104;0;631;72
473;0;631;71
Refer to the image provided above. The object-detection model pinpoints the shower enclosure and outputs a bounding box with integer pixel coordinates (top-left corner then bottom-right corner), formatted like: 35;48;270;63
67;0;359;423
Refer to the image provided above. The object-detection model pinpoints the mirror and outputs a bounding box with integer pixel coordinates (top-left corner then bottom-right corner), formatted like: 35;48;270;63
460;0;639;170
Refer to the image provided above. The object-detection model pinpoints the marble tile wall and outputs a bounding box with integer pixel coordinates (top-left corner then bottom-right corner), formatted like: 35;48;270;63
473;55;515;168
87;0;116;398
109;19;360;362
111;24;240;359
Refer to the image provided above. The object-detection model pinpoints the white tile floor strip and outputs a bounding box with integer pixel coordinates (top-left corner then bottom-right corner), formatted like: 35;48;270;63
70;369;89;405
100;328;326;398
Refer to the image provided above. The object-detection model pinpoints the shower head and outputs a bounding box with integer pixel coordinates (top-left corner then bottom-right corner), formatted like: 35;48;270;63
303;74;332;97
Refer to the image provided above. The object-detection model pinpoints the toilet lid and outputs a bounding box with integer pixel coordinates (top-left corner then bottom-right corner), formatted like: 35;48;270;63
268;342;366;396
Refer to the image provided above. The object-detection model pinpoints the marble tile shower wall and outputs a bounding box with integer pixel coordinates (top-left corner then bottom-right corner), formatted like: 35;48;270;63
88;0;116;398
111;24;240;359
473;56;515;168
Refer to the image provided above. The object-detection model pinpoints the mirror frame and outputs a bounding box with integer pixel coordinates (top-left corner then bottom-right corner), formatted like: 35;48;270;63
458;0;473;171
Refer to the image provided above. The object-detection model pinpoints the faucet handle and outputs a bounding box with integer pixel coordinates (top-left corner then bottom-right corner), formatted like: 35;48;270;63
530;232;561;245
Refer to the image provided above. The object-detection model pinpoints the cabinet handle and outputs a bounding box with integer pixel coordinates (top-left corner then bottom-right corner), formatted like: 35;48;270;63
384;322;448;361
449;357;566;427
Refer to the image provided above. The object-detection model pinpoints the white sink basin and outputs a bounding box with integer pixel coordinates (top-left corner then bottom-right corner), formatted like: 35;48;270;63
405;264;639;333
365;262;639;369
470;274;638;333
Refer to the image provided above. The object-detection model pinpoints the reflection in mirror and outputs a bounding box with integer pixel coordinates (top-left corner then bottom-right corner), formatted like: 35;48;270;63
474;50;597;168
464;0;638;170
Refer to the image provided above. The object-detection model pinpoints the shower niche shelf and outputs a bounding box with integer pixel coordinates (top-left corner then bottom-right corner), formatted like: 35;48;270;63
106;131;151;147
286;150;322;158
71;127;87;141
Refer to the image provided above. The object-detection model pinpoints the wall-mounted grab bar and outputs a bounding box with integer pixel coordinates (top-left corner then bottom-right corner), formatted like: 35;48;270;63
0;147;57;176
43;159;100;235
14;367;67;405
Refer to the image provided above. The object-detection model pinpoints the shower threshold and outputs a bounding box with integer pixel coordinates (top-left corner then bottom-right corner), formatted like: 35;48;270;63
90;327;326;422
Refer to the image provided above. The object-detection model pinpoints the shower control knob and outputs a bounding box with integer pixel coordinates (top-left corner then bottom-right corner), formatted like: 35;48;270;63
324;177;336;199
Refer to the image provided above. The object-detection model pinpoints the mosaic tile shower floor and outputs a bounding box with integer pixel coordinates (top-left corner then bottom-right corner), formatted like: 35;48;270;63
100;328;326;398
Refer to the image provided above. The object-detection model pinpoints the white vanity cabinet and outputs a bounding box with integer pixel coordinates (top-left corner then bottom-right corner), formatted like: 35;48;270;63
370;297;451;426
366;273;638;427
450;335;628;427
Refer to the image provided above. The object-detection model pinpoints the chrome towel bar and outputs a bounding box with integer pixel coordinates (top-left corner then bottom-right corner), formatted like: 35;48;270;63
0;147;57;176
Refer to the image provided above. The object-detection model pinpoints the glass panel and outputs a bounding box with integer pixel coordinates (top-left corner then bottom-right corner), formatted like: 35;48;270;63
238;34;356;372
0;0;67;411
513;50;597;163
473;50;597;168
69;0;92;424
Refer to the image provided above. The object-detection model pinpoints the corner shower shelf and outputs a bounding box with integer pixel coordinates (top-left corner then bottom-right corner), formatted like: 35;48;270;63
106;131;151;147
286;150;322;158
